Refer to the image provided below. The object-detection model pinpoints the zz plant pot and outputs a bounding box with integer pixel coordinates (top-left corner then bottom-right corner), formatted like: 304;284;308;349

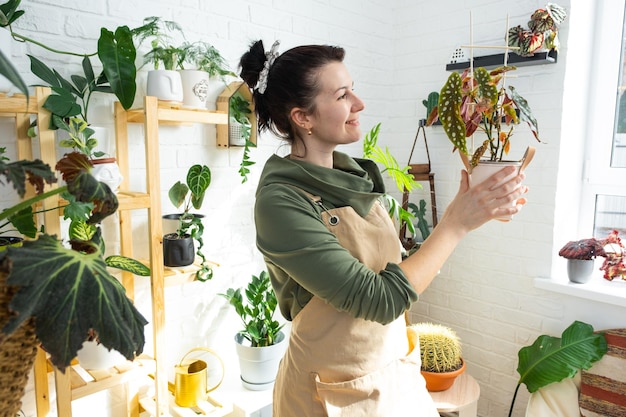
163;233;195;267
235;330;288;391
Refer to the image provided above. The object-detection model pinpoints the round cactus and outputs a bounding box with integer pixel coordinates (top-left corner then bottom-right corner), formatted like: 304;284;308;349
411;322;463;373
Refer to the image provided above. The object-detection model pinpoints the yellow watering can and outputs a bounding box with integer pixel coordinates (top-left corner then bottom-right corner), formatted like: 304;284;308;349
172;347;225;408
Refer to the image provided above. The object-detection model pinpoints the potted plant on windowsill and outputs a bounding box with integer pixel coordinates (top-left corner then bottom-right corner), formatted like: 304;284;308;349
408;322;465;392
220;270;287;391
559;230;626;283
164;164;213;281
558;236;607;284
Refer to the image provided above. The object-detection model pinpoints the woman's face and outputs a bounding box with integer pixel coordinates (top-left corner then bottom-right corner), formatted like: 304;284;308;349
307;62;365;146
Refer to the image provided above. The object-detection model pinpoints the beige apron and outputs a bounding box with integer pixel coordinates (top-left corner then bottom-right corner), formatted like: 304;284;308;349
273;192;439;417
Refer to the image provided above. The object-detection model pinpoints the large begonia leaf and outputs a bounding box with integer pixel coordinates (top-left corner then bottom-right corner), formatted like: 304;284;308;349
1;235;148;370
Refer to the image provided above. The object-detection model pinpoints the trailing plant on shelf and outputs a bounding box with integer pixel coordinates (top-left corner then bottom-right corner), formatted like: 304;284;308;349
167;164;213;281
508;3;567;57
220;270;284;347
427;66;541;170
230;92;256;183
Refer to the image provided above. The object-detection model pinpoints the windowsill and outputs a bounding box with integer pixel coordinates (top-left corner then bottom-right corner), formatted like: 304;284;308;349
534;276;626;307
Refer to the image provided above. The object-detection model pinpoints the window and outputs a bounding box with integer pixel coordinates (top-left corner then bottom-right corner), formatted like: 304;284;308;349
582;1;626;239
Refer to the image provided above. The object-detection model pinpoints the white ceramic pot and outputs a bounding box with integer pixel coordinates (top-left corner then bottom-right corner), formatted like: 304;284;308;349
567;259;595;284
147;70;183;103
179;69;210;109
76;340;125;370
469;160;523;221
234;331;287;391
91;157;123;193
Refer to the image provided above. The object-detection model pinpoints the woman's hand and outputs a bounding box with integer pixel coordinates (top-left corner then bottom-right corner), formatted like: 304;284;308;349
399;165;528;293
442;166;528;232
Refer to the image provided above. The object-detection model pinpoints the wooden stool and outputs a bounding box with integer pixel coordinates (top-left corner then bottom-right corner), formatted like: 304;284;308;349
430;373;480;417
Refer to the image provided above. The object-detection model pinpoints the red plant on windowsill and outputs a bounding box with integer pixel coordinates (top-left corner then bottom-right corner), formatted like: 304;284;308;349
558;238;606;261
599;230;626;281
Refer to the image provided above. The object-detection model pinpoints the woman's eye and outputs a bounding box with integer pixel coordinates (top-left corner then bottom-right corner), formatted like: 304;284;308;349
338;93;347;100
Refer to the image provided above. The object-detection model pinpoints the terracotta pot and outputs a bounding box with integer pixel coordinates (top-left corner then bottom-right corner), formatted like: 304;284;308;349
421;357;466;392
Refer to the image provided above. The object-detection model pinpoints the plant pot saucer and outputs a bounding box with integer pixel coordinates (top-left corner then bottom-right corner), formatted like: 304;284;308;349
240;376;274;391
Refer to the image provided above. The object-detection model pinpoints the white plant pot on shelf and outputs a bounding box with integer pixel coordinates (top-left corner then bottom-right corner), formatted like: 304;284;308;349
76;340;126;370
179;69;210;109
147;70;183;103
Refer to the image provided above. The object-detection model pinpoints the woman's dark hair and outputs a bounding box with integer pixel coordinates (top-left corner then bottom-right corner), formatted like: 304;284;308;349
239;40;345;142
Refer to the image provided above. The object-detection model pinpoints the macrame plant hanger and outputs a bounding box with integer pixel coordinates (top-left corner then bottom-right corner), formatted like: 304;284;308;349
399;119;438;249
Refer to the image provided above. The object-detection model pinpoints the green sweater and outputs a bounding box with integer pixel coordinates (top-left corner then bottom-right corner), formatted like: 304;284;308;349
255;152;418;325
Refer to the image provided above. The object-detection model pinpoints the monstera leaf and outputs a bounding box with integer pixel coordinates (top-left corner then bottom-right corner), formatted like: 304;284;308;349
508;321;607;417
1;234;148;370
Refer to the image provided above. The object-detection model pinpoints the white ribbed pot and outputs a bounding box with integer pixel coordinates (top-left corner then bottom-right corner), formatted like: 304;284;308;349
567;259;595;284
234;330;287;391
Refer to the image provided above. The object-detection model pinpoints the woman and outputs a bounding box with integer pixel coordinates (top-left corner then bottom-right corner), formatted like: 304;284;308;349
239;40;527;417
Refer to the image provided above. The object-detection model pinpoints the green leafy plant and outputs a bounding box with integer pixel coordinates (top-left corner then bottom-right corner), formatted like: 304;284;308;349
167;164;213;281
13;21;137;117
131;16;184;71
221;270;284;347
229;92;256;183
0;1;27;97
428;66;541;168
55;117;105;160
363;122;419;237
178;40;235;79
0;150;149;369
508;320;607;417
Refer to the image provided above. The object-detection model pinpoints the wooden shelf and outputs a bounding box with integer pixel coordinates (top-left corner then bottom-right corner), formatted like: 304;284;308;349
446;49;558;71
53;355;155;401
114;95;229;416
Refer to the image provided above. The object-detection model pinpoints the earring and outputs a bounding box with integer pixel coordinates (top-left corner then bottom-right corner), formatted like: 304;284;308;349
307;128;312;136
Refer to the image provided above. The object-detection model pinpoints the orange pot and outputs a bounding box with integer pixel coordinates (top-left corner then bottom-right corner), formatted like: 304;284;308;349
421;357;466;392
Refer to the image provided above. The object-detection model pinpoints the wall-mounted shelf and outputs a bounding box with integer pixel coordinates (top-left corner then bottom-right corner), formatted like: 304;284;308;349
446;49;557;71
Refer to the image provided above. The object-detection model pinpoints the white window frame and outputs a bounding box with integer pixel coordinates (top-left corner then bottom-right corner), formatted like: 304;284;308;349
580;0;626;235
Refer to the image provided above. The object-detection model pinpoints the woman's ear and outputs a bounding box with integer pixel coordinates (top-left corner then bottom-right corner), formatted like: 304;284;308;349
290;107;310;130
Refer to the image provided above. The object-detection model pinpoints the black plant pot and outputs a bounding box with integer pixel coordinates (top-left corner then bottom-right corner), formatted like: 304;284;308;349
163;233;195;267
0;236;23;251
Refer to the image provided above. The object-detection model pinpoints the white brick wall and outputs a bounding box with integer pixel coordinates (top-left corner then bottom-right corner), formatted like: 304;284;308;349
3;1;625;416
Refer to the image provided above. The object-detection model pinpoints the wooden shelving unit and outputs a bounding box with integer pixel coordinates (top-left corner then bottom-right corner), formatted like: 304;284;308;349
1;90;229;416
113;96;229;416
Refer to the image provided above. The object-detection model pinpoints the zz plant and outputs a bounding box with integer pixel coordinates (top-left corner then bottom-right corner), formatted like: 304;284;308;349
221;270;284;347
